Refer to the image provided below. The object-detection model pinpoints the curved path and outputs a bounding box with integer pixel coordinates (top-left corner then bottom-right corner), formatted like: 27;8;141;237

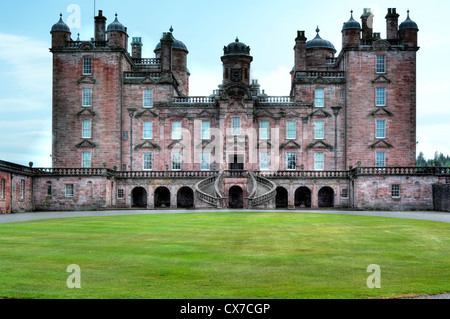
0;208;449;224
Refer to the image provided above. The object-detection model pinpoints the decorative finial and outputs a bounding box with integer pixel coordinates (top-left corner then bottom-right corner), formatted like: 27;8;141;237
235;37;239;42
316;26;320;34
407;9;410;17
169;25;173;33
350;10;353;16
77;33;80;41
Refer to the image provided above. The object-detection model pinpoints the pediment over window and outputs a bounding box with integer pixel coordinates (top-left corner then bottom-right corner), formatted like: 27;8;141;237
197;109;215;118
75;140;96;149
372;39;391;50
254;109;274;118
308;109;331;118
257;140;272;150
141;77;156;84
77;76;96;84
167;140;185;149
371;75;391;84
134;141;160;150
135;109;158;118
168;110;188;118
76;108;96;117
280;140;301;150
306;140;332;151
369;107;393;117
313;77;330;85
285;110;301;118
369;140;393;149
196;138;215;150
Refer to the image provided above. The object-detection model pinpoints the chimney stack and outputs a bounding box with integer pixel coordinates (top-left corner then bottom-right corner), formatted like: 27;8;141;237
361;8;373;41
94;10;107;42
385;8;399;41
131;37;143;59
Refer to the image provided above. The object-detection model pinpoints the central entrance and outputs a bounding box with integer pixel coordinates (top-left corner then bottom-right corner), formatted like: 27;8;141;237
228;185;244;208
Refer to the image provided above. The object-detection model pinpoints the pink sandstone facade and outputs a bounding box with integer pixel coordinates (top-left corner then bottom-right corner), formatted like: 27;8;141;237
1;8;450;213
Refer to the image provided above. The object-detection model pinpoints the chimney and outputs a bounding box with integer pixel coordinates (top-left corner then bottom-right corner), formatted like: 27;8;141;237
94;10;107;42
160;32;173;74
131;37;143;59
385;8;399;41
361;8;373;41
294;31;307;72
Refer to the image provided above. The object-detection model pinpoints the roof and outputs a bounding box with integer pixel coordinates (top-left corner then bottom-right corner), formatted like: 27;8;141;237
51;14;70;33
223;37;251;56
154;28;188;52
306;27;336;51
399;10;419;31
107;14;126;32
342;11;362;31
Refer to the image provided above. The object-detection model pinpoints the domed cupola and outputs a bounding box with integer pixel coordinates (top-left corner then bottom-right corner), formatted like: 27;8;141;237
223;37;251;56
342;10;361;31
107;14;126;32
154;27;188;53
306;27;336;52
51;14;71;33
399;10;419;31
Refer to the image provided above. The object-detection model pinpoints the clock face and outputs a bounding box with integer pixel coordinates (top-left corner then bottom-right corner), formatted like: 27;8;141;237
230;68;242;82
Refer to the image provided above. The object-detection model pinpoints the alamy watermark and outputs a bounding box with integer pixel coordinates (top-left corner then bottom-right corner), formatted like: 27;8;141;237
366;264;381;288
66;264;81;288
66;4;81;29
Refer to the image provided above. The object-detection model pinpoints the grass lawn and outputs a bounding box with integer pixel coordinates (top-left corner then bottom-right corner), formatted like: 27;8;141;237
0;211;449;299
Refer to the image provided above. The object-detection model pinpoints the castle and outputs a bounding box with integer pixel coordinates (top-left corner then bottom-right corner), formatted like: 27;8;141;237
1;8;449;213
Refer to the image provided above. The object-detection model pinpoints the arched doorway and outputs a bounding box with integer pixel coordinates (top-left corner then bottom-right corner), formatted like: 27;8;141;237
177;186;194;208
275;186;288;208
132;187;147;208
318;186;334;207
229;186;243;208
154;186;170;208
295;186;311;208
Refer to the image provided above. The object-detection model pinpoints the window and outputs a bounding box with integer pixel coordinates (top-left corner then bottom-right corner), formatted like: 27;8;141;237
376;120;386;138
260;121;269;140
341;188;349;199
287;152;296;170
172;152;182;170
376;55;386;74
314;153;324;170
201;121;210;140
122;131;129;140
82;152;91;168
117;189;124;199
1;179;4;199
143;89;153;108
143;121;153;139
47;182;52;196
232;117;241;135
315;121;324;139
82;120;92;138
201;152;210;170
260;152;270;170
376;152;386;167
20;180;25;199
315;89;324;107
82;88;92;107
376;88;386;106
143;153;152;170
391;184;400;198
83;56;92;75
65;184;74;198
286;121;296;139
172;121;181;139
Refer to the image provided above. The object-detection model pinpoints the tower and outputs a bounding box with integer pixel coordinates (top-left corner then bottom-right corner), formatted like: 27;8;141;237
221;38;253;87
342;11;361;47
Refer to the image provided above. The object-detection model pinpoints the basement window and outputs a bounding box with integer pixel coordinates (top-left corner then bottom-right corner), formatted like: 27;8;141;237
65;184;74;198
391;184;401;198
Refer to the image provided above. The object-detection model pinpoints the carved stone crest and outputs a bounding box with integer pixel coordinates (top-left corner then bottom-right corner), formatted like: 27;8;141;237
230;68;242;82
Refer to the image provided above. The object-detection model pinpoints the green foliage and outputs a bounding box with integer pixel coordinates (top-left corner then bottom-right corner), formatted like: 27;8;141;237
0;213;449;299
416;151;450;167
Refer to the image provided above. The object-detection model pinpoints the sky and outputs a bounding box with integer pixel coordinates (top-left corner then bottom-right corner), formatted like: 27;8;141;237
0;0;449;167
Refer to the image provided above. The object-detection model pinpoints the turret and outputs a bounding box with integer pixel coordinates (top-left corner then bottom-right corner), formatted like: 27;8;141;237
305;27;336;68
342;10;361;47
399;10;419;47
221;37;253;86
106;14;128;49
50;14;71;48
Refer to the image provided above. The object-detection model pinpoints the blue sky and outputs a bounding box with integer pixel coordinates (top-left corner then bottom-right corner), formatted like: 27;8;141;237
0;0;449;167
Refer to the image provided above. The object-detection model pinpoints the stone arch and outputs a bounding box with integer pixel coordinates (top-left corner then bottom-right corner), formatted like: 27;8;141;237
228;185;244;209
295;186;311;208
275;186;288;208
177;186;194;208
154;186;170;208
132;186;147;208
414;181;421;199
318;186;334;207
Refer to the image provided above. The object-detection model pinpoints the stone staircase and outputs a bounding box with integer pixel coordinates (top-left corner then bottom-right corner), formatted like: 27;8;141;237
194;170;277;208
